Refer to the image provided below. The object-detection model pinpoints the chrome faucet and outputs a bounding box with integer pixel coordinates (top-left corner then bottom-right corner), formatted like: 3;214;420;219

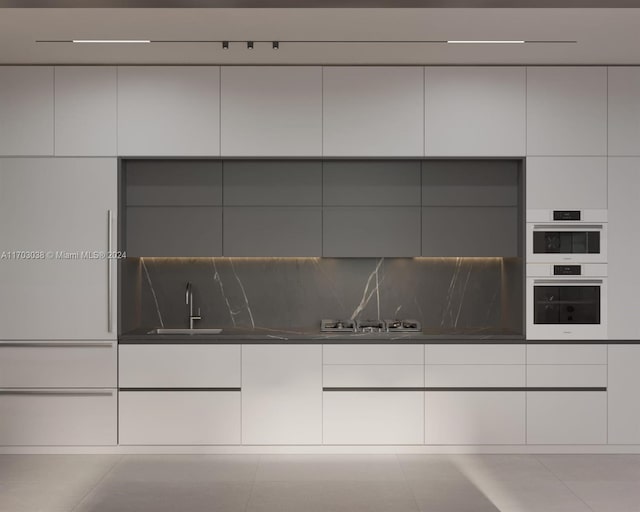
185;281;201;329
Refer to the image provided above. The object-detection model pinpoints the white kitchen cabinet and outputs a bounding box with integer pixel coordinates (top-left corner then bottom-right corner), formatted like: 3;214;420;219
608;158;640;339
527;344;607;364
526;391;607;445
526;157;608;210
425;67;525;156
117;66;220;156
425;392;525;445
608;67;640;156
323;391;424;445
324;344;424;365
426;365;525;388
323;365;424;388
0;158;117;340
0;67;54;156
54;67;117;156
242;345;322;445
0;342;116;388
527;365;607;388
526;67;607;156
0;389;116;446
322;67;423;156
119;344;241;388
119;391;241;445
426;344;525;365
608;345;640;444
221;67;322;156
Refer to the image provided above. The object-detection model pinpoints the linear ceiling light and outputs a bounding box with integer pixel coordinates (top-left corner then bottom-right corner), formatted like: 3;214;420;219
447;40;525;44
72;39;150;43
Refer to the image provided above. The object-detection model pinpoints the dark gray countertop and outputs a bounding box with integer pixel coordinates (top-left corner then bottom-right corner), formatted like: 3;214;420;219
120;326;526;344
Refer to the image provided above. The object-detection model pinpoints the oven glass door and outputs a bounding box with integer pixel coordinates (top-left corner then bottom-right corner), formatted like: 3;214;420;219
532;231;600;255
534;284;601;325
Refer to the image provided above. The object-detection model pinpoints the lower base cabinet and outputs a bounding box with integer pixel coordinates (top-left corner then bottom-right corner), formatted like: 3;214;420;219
608;345;640;444
526;391;607;445
425;391;526;445
118;391;241;445
323;391;424;445
0;389;117;446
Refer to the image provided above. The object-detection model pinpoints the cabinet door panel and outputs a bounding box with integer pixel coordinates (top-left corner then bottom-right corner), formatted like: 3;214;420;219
54;66;117;156
221;67;322;156
323;365;424;388
126;207;222;257
323;207;421;257
609;346;640;444
426;365;525;388
324;344;424;365
242;345;322;445
0;343;116;388
526;157;607;210
224;207;322;257
323;67;424;156
422;207;518;257
323;160;421;206
608;67;640;156
119;391;241;445
526;391;607;444
425;392;525;445
323;391;424;445
425;67;526;157
118;66;220;156
0;158;117;340
0;390;116;446
0;67;54;156
223;160;322;206
527;67;607;156
608;158;640;339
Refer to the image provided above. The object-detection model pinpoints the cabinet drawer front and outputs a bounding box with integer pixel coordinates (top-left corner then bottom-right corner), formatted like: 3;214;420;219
323;391;424;445
526;391;607;445
323;345;423;365
527;345;607;364
0;389;116;446
426;345;525;365
0;343;115;388
426;365;525;388
119;391;241;445
323;365;423;388
527;365;607;388
119;345;240;388
425;391;525;445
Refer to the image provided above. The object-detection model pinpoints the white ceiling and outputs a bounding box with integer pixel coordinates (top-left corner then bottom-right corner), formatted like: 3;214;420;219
2;8;640;65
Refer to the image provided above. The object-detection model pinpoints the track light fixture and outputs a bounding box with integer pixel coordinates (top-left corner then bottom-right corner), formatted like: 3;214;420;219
222;41;229;49
247;41;254;49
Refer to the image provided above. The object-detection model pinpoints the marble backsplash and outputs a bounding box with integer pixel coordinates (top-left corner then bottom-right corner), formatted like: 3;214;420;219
121;257;522;334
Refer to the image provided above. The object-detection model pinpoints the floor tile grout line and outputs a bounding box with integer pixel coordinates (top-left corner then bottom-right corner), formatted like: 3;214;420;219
534;455;598;512
394;453;427;512
68;454;126;512
243;454;262;512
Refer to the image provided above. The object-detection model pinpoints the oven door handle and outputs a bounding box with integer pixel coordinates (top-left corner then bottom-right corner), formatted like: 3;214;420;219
532;224;604;230
533;279;604;285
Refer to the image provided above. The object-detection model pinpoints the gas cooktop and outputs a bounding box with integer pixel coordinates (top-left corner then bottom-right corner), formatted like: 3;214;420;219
321;319;422;333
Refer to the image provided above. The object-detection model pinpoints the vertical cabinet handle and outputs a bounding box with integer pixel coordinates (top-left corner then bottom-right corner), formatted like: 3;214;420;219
107;210;113;333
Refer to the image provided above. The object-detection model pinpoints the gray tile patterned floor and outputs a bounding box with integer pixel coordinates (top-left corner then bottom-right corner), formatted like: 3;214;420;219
2;454;640;512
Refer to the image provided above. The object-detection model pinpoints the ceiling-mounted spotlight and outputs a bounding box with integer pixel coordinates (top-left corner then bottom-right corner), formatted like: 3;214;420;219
272;41;279;50
222;41;229;49
247;41;254;49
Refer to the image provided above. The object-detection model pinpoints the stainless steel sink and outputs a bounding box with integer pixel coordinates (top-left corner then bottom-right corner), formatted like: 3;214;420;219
147;328;223;335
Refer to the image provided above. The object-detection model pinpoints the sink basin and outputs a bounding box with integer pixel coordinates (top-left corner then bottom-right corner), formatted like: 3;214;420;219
147;328;223;335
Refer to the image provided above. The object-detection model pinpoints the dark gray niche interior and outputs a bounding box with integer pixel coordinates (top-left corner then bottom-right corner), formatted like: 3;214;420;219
121;257;523;335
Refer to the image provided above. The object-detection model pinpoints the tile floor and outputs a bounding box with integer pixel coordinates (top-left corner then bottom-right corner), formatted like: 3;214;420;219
2;454;640;512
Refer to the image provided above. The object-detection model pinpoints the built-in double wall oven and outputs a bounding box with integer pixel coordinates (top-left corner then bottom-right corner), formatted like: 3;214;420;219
526;210;607;339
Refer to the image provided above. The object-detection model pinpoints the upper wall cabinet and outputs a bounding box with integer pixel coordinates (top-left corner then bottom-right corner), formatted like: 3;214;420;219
220;67;322;156
425;67;526;157
608;67;640;156
117;67;220;156
526;67;607;156
322;67;424;156
0;67;53;156
526;157;607;210
54;67;117;157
